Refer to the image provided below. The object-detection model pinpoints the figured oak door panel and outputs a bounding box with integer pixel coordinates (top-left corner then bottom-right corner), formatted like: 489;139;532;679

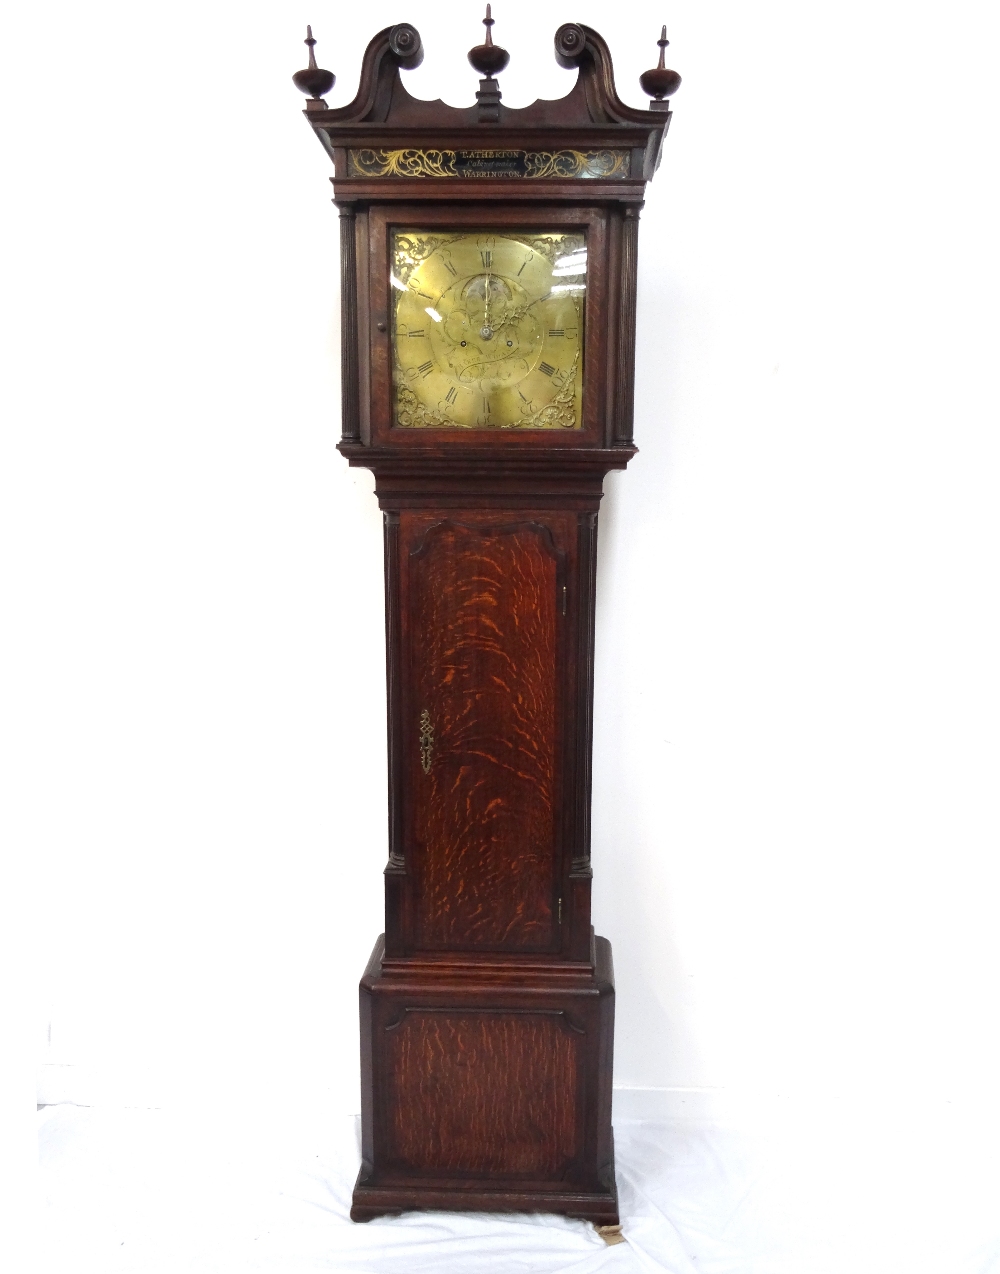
384;1009;582;1177
402;514;569;952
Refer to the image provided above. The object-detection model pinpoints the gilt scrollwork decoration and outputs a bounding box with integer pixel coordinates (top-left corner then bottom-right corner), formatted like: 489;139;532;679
521;149;628;178
347;148;629;179
351;148;460;178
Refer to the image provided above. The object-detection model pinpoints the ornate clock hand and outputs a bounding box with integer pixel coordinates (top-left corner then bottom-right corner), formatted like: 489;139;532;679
499;295;550;328
481;270;494;340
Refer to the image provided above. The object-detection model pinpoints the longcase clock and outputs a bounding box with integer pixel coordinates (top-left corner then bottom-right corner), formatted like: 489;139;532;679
293;11;680;1229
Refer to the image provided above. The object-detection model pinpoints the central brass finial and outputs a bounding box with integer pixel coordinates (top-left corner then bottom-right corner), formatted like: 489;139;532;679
468;4;510;79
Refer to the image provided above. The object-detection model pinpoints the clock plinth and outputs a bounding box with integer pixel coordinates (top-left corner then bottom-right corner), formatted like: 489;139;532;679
293;19;678;1224
352;936;618;1223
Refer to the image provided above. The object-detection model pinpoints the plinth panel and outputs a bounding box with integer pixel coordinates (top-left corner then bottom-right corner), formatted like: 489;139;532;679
385;1008;581;1176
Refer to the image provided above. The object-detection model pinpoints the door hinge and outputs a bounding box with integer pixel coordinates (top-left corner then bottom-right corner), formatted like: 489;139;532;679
558;896;563;924
561;584;567;615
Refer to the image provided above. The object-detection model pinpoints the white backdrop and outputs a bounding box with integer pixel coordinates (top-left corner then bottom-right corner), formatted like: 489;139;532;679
7;0;999;1139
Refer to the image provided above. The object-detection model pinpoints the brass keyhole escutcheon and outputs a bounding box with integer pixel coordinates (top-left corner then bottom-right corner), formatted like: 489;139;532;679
418;709;434;774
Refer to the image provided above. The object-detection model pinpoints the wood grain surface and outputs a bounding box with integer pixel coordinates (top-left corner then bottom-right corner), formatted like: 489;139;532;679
407;518;562;951
385;1009;580;1176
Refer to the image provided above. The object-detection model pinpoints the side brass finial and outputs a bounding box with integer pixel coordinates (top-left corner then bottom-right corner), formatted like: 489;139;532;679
468;4;510;79
292;25;336;103
639;24;681;103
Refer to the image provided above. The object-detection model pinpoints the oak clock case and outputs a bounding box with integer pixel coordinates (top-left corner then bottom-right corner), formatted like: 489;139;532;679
293;15;679;1231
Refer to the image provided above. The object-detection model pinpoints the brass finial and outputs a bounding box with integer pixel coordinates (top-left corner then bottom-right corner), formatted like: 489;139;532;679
469;5;510;78
639;24;681;103
292;25;336;102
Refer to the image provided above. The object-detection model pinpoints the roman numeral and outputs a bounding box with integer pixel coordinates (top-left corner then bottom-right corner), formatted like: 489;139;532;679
407;329;425;338
442;260;457;276
444;387;458;404
480;250;492;268
539;362;556;377
518;390;530;402
417;360;434;377
548;329;565;338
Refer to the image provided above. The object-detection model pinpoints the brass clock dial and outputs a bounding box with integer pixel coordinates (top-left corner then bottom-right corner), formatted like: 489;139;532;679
391;230;586;430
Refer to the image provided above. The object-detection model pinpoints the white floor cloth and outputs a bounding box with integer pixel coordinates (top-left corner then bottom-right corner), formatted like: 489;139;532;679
39;1104;1000;1274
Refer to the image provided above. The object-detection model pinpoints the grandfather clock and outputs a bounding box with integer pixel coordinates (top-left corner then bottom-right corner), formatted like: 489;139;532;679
293;11;680;1228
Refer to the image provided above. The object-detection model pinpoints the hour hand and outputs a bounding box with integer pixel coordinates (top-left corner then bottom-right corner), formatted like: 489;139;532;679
496;300;538;328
